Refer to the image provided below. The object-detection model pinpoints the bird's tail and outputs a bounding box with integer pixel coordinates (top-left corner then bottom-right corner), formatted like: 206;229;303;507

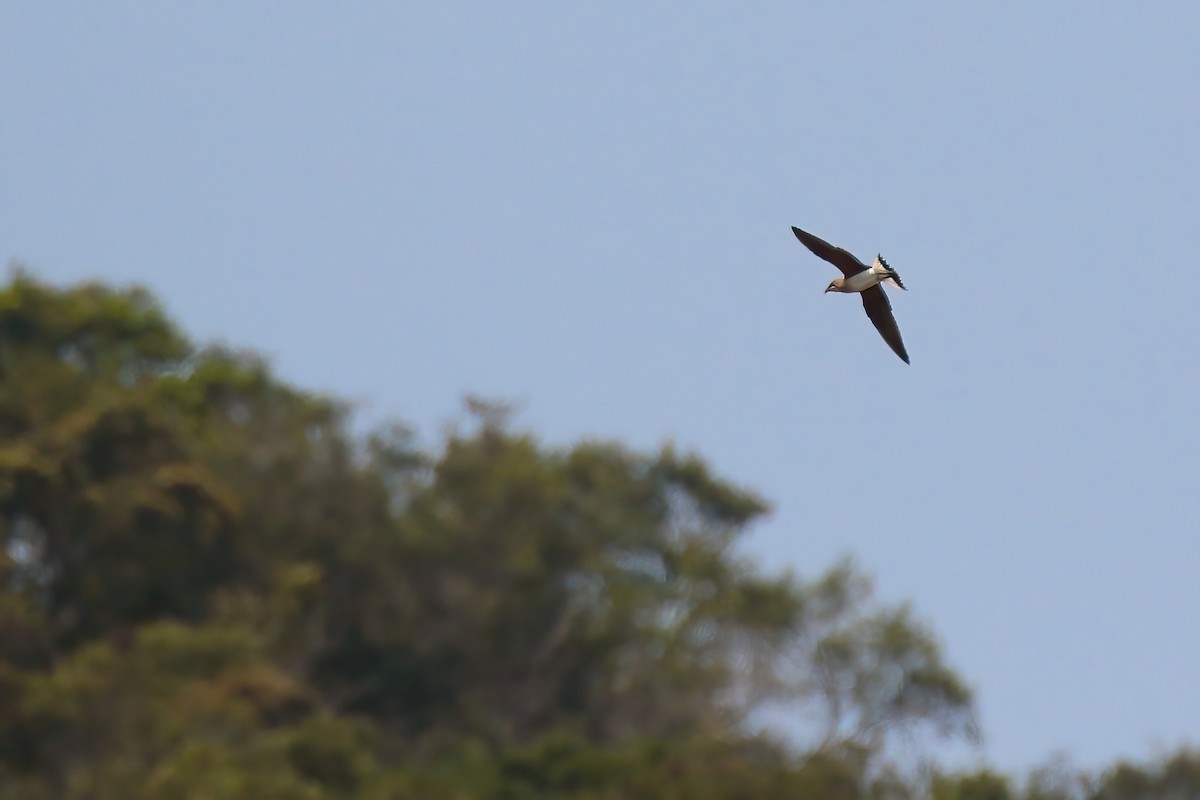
874;255;907;291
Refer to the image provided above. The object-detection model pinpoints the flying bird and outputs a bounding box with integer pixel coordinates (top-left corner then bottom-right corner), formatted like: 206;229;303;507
790;226;910;364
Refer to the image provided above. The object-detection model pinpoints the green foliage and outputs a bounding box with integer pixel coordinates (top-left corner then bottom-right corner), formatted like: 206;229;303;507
1087;750;1200;800
776;559;978;765
932;769;1014;800
0;270;1184;797
924;751;1200;800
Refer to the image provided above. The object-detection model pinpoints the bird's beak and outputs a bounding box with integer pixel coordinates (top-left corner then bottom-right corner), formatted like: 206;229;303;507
824;286;833;294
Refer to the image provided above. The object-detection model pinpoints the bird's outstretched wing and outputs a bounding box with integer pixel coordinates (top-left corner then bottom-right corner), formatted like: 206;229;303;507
860;285;910;364
791;226;867;277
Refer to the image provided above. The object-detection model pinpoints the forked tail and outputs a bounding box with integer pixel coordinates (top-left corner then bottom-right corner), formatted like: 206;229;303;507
875;255;907;291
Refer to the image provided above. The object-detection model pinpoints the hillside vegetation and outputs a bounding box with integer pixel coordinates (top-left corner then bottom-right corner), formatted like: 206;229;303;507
0;271;1193;798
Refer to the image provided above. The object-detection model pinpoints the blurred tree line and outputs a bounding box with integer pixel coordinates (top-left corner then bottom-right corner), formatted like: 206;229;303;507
0;270;1194;798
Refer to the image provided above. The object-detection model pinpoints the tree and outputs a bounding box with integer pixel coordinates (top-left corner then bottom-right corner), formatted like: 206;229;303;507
1087;750;1200;800
931;769;1014;800
779;560;979;766
0;270;238;657
0;269;984;797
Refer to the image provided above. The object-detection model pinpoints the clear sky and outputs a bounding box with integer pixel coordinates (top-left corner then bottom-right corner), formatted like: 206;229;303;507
3;2;1198;774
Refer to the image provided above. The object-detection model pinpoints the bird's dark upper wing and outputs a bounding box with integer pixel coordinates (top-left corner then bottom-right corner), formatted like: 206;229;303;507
860;285;910;364
791;226;866;277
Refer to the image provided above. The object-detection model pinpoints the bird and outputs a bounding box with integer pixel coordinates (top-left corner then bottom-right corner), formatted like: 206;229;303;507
790;226;910;364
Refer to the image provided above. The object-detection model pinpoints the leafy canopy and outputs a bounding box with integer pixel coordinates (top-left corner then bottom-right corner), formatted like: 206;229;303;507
1;268;1106;798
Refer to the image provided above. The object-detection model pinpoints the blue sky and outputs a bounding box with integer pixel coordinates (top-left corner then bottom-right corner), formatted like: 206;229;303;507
3;3;1198;774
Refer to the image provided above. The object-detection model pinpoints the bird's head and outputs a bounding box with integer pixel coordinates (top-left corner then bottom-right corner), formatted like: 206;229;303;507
824;278;843;294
